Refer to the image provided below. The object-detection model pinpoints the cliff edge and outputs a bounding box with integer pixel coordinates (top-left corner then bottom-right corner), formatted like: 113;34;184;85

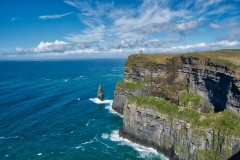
112;49;240;160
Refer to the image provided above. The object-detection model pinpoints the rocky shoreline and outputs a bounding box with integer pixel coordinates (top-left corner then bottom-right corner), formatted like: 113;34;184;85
119;127;177;160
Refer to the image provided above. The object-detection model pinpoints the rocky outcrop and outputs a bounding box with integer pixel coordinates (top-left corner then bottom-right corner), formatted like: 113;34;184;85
98;85;104;101
112;51;240;159
113;54;240;114
179;56;240;113
121;102;240;160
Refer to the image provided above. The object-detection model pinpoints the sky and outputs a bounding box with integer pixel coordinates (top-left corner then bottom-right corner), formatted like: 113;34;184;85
0;0;240;60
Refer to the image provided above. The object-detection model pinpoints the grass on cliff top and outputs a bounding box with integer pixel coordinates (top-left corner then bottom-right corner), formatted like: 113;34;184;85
126;49;240;70
127;96;240;135
181;49;240;70
126;54;177;67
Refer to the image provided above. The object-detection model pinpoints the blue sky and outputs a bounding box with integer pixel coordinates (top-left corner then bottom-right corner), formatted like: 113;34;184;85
0;0;240;59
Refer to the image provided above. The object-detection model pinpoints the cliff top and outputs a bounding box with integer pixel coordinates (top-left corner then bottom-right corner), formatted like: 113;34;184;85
183;49;240;68
126;49;240;70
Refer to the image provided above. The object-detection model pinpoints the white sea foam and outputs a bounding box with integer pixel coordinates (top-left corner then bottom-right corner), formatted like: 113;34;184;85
75;139;94;149
37;153;42;156
105;104;123;118
86;119;95;126
101;133;109;139
90;98;123;117
89;98;123;117
0;137;5;139
109;130;169;160
89;98;113;104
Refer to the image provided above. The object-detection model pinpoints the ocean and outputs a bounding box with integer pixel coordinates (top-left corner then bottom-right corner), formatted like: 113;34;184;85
0;59;167;160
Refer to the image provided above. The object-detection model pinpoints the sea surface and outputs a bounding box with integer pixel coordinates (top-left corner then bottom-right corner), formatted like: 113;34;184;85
0;59;167;160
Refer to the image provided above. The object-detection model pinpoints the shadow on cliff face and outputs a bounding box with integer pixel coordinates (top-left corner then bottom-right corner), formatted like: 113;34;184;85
204;73;232;112
229;150;240;160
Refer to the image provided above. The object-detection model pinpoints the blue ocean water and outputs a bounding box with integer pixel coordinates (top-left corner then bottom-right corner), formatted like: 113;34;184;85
0;60;166;160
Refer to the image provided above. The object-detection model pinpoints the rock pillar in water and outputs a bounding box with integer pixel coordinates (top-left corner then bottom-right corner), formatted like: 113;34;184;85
98;85;104;101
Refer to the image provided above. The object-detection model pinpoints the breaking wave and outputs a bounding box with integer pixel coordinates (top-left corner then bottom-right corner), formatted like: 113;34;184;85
106;130;169;160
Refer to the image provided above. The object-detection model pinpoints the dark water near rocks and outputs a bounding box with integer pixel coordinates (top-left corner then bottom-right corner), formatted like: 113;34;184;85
0;60;166;160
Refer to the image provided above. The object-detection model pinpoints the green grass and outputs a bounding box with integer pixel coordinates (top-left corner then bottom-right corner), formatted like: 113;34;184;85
127;96;240;135
181;49;240;70
126;54;177;67
116;80;142;90
126;49;240;71
179;92;203;107
196;150;224;160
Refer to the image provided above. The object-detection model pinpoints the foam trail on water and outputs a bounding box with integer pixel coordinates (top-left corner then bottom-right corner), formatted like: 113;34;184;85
86;119;95;126
105;103;123;117
90;98;123;117
75;139;95;149
89;98;113;104
108;130;169;160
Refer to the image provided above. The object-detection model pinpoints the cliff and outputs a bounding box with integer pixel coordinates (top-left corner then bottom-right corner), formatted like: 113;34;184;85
112;50;240;159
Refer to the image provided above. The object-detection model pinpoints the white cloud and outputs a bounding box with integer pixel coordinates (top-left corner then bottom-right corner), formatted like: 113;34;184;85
65;24;105;42
210;40;240;47
39;12;73;20
7;0;240;58
177;21;200;30
108;38;179;49
210;23;221;28
16;40;72;53
210;21;239;29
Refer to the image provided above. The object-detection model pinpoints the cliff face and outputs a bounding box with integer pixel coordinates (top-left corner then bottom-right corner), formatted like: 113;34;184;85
113;52;240;114
120;102;240;160
112;50;240;159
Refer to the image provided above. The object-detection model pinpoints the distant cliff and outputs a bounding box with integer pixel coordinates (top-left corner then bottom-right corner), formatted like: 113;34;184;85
112;50;240;159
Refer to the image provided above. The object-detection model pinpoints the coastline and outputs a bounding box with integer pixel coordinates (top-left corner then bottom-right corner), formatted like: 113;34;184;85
118;127;178;160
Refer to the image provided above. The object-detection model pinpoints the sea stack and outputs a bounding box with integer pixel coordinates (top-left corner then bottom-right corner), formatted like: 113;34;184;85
97;85;104;101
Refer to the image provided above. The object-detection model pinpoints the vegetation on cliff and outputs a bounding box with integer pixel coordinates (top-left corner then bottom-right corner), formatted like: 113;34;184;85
126;49;240;70
127;96;240;136
113;49;240;159
116;80;142;90
126;54;177;67
181;49;240;70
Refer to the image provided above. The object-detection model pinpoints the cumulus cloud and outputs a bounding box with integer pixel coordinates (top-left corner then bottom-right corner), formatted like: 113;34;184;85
7;0;239;58
210;40;240;47
39;12;73;20
16;40;72;53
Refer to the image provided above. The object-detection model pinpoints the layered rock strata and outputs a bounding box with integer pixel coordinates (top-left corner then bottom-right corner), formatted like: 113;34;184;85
120;101;240;160
113;53;240;114
112;50;240;159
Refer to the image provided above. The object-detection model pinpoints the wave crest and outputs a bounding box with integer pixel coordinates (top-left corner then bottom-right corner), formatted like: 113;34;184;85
89;98;113;104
